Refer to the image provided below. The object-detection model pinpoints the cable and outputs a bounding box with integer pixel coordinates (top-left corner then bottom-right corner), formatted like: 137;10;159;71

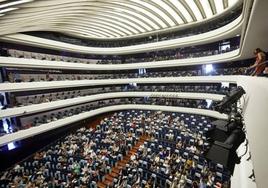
239;137;249;158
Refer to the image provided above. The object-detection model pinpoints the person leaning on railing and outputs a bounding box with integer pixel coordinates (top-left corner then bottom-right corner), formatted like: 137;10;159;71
248;48;267;76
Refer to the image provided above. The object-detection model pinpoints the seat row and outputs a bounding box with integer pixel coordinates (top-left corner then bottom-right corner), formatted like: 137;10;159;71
1;110;231;188
9;83;233;108
14;97;212;134
5;66;248;83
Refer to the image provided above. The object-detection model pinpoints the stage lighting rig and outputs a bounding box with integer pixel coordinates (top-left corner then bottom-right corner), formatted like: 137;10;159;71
214;86;245;113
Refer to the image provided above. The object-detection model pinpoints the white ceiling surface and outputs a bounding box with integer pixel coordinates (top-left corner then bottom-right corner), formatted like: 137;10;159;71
0;16;242;55
0;0;240;39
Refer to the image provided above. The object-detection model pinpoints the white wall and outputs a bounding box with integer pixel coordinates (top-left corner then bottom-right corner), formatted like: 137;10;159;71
236;77;268;188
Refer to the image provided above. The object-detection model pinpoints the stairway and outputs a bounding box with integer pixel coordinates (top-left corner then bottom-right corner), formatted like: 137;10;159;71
97;135;148;188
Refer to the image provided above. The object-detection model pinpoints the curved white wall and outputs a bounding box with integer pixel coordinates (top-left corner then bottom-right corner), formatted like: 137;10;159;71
236;77;268;188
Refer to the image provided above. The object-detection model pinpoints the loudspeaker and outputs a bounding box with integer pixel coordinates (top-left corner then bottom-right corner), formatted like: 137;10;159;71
205;141;238;174
205;141;231;167
206;120;229;142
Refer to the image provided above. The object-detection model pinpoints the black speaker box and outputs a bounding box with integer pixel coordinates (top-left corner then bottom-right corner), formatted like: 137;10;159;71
207;120;229;142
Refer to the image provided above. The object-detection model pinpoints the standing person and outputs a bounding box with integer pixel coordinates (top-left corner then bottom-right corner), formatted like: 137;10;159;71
249;48;266;76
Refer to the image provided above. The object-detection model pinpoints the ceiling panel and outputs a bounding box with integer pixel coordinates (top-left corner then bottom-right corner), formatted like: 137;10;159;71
0;0;241;39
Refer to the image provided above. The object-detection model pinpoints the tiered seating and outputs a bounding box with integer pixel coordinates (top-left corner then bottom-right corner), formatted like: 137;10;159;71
4;41;239;65
0;110;231;188
10;83;234;108
6;69;200;83
0;112;143;187
6;49;101;64
113;111;230;188
18;97;212;132
5;66;247;83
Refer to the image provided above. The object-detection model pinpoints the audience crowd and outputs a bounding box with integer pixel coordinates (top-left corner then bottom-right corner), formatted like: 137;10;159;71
1;96;215;136
4;43;238;66
0;81;236;137
97;46;239;65
0;110;231;187
9;83;235;108
5;66;247;83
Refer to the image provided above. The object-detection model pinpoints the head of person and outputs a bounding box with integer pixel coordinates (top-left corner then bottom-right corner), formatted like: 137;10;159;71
254;48;262;55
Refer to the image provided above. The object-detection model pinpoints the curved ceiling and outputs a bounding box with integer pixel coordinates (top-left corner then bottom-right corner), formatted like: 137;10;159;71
0;0;240;39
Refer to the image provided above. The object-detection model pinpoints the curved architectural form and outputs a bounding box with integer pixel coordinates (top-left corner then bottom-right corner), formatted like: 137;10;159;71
0;0;241;39
0;0;268;188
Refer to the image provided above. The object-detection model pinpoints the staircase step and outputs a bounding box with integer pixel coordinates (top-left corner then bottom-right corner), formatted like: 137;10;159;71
118;161;125;166
105;175;114;182
112;168;121;174
110;172;118;178
96;134;149;186
122;159;128;163
97;182;106;188
103;180;113;187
